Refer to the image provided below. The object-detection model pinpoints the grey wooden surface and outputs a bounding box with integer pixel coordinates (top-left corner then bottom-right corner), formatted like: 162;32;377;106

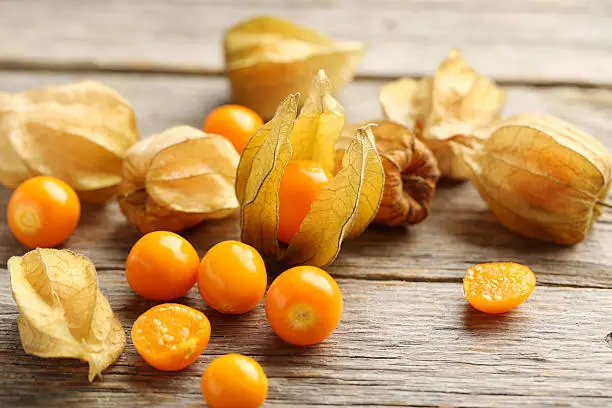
1;1;612;407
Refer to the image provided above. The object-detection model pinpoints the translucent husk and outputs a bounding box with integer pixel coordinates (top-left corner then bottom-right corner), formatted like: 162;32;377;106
380;49;505;180
236;71;384;267
118;126;240;234
225;16;365;119
9;249;125;382
339;120;441;226
0;81;138;201
460;113;612;245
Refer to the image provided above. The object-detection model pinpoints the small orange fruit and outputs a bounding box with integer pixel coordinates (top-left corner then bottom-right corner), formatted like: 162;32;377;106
126;231;199;301
265;266;342;346
277;160;331;244
463;262;536;314
132;303;211;371
198;240;267;314
203;104;263;153
201;353;268;408
7;176;80;248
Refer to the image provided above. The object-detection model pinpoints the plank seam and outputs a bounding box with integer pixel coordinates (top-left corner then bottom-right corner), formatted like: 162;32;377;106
0;60;610;89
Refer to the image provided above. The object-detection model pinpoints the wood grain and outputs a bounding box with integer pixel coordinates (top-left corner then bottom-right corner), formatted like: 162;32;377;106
0;71;611;288
1;0;611;84
1;271;611;407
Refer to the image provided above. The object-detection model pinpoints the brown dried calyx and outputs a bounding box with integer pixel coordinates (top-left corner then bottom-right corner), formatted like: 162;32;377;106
340;120;441;226
0;81;138;201
118;126;240;234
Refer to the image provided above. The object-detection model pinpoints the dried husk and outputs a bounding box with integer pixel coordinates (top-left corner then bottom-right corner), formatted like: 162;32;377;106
380;49;505;179
9;249;125;382
339;120;441;226
224;16;365;119
118;126;239;234
460;113;612;245
0;81;138;201
236;71;384;267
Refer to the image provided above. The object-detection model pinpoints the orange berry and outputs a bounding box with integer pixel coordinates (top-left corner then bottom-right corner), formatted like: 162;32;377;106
265;266;342;346
7;176;80;248
277;160;331;244
203;104;263;153
201;354;267;408
132;303;211;371
126;231;199;301
198;240;267;314
463;262;536;314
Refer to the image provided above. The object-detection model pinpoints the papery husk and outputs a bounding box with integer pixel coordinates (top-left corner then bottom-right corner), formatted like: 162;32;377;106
9;248;125;382
380;49;505;179
118;126;239;234
460;113;612;245
225;16;365;119
236;71;384;267
339;120;441;226
0;81;138;201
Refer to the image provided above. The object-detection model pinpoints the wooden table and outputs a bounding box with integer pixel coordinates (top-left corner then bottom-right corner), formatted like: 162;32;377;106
1;1;612;407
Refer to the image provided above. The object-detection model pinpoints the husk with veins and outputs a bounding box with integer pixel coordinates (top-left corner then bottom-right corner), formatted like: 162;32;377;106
0;81;138;201
225;15;365;119
9;248;125;382
118;126;240;234
236;70;384;267
339;120;441;227
380;49;505;180
459;113;612;245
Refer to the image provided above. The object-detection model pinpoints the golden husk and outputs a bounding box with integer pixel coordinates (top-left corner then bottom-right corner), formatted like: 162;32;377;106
0;81;138;201
236;71;384;267
380;49;505;179
9;249;125;382
118;126;239;234
460;113;612;245
225;16;365;119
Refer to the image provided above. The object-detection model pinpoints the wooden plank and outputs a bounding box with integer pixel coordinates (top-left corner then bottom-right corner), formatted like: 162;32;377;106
1;71;612;288
1;272;611;407
1;0;612;84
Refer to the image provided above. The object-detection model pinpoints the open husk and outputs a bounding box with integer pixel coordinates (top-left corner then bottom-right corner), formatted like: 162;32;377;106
0;81;138;201
118;126;239;234
339;120;441;226
460;113;612;245
380;49;505;179
225;16;365;119
9;249;125;382
236;71;384;267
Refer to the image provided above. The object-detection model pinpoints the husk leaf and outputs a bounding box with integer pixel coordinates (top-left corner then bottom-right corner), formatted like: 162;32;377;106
118;126;239;234
225;16;364;119
288;70;344;175
284;126;384;266
238;94;298;260
0;81;138;201
9;249;125;382
460;113;612;245
380;49;504;179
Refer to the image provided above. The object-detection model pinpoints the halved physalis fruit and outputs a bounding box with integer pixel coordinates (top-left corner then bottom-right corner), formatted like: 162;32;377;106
463;262;536;314
235;70;384;267
131;303;211;371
